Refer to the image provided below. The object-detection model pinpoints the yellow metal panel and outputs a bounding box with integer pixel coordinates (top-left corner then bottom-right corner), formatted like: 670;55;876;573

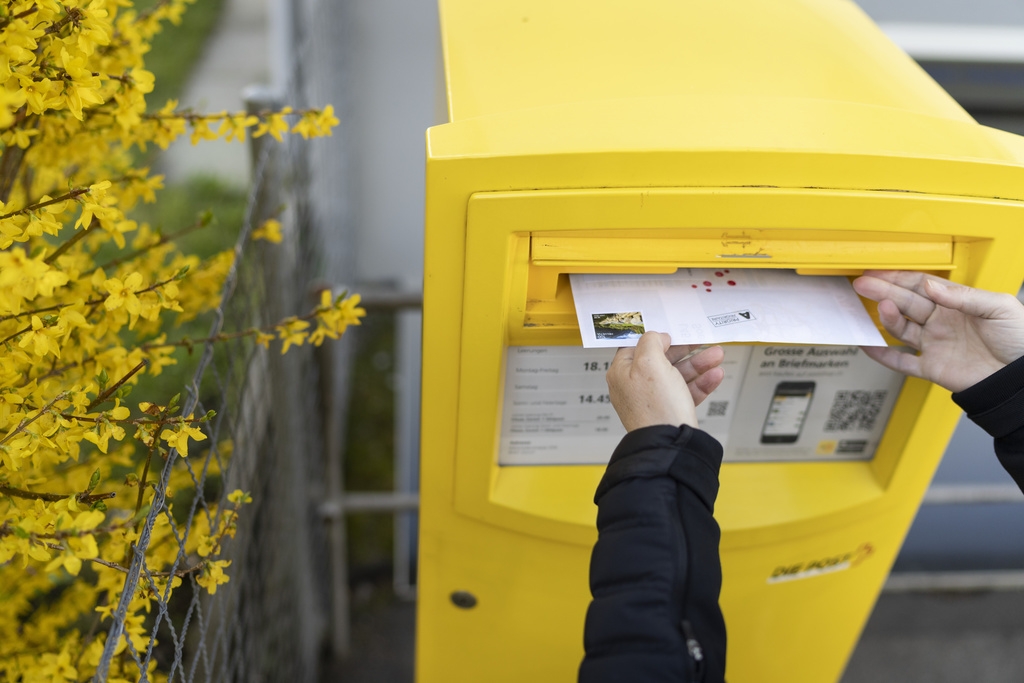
422;186;1024;683
452;187;1018;541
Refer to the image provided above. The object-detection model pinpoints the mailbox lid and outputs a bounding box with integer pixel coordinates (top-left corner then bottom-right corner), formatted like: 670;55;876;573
438;0;968;124
531;230;954;268
426;104;1024;204
432;0;1024;197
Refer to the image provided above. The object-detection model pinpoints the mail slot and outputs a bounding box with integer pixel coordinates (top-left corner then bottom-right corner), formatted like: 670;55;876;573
418;1;1024;681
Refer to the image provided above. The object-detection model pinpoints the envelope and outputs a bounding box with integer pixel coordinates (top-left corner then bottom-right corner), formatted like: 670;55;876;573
570;268;886;348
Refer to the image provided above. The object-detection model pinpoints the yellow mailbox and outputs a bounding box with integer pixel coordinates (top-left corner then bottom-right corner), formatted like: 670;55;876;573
418;1;1024;681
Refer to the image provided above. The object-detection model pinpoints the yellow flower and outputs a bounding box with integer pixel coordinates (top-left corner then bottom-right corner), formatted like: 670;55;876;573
311;292;366;346
72;509;107;532
252;218;283;243
103;218;138;249
103;271;144;315
252;106;292;142
107;399;130;421
223;112;258;142
5;126;39;149
18;315;61;358
159;418;207;457
60;47;98;84
227;489;252;505
130;67;155;94
76;180;118;229
277;317;309;354
17;75;52;115
315;105;339;135
58;48;103;119
290;112;318;140
190;116;222;145
82;421;126;454
159;98;180;116
37;644;78;680
197;559;231;595
254;331;275;348
0;389;25;426
163;0;188;25
152;115;188;149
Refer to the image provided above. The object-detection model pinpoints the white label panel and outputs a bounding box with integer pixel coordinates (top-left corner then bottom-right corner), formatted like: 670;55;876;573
499;346;622;466
498;345;751;466
725;345;905;462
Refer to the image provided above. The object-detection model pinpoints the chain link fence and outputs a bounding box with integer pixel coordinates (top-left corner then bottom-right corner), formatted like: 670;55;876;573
89;0;430;677
92;81;348;683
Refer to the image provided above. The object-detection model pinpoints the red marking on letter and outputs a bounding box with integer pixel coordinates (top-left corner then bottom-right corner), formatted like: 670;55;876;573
706;288;712;292
715;271;724;277
703;281;712;287
728;280;736;286
691;284;698;289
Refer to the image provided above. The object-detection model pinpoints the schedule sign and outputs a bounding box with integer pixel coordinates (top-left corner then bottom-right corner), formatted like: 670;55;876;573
498;346;623;466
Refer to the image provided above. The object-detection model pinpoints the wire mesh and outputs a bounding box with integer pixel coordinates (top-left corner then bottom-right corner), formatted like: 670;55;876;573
91;102;340;683
89;0;376;678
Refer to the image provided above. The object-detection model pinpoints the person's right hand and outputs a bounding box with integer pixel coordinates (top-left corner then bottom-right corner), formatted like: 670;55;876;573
606;332;725;432
852;271;1024;393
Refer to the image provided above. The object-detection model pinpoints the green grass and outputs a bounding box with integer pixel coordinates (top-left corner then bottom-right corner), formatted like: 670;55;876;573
127;176;248;410
344;313;399;572
131;175;246;254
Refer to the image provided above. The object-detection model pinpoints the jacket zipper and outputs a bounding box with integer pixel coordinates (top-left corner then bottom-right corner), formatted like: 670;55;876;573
681;619;706;679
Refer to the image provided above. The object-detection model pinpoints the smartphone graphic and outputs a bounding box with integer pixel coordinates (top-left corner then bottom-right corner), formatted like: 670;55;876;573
760;381;815;444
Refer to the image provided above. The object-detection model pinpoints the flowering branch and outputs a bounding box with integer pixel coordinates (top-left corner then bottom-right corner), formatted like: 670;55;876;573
0;5;39;31
140;290;364;354
85;554;207;579
0;187;89;221
0;0;348;675
87;360;147;410
43;6;84;35
0;391;69;448
91;212;211;274
0;484;115;505
0;323;30;347
0;272;186;324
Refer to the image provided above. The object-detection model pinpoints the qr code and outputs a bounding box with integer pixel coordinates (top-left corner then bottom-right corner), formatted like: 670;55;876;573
824;390;888;432
706;401;729;418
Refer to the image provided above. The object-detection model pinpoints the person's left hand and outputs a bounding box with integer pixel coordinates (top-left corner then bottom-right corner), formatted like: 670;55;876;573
853;271;1024;392
606;332;725;432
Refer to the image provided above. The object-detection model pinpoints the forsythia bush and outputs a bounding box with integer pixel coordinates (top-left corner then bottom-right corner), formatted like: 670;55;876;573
0;0;361;680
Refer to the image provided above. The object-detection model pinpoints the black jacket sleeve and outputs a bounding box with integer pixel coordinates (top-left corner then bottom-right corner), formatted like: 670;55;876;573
579;424;727;683
951;354;1024;493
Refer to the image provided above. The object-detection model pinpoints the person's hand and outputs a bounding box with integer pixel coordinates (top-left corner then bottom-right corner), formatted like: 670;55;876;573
852;271;1024;393
606;331;725;432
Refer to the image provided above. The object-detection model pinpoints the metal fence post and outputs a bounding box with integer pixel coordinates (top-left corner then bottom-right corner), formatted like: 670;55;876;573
315;322;353;659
